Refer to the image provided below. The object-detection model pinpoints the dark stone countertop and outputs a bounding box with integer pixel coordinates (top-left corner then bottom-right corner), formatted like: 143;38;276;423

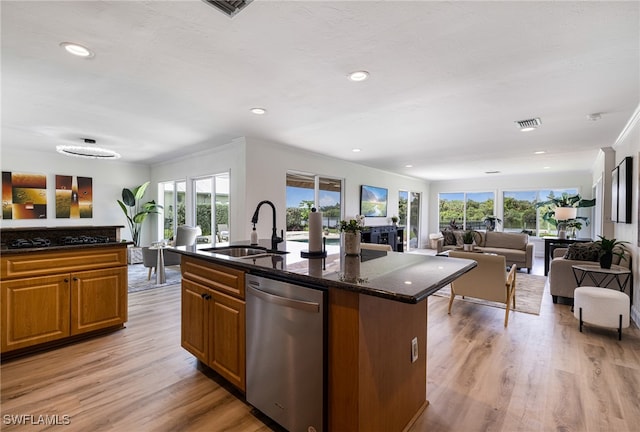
0;241;130;255
172;240;477;304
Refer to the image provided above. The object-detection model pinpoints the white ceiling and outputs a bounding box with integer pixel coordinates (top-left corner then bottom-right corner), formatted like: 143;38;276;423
2;0;638;181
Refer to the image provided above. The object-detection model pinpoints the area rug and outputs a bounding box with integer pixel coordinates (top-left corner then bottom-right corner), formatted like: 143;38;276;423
432;272;546;315
128;264;182;293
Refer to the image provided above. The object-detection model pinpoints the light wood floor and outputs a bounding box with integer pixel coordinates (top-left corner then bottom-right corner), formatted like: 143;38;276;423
2;257;639;432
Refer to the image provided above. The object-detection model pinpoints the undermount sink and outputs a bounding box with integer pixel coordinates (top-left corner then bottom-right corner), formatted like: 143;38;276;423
203;245;289;258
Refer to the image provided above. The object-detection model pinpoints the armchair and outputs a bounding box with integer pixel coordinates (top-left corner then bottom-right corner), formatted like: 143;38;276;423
548;244;630;303
447;251;517;327
142;225;201;280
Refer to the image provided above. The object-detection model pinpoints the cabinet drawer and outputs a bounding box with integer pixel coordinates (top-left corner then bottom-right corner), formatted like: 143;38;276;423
1;247;127;280
182;257;245;299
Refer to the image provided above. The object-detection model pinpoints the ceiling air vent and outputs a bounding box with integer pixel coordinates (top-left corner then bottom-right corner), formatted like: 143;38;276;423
515;117;541;131
202;0;253;17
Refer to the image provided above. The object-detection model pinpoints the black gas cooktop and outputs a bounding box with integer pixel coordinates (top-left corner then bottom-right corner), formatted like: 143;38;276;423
8;235;111;249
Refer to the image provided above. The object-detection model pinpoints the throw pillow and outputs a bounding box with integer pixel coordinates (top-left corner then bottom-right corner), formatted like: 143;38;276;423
453;231;464;247
563;242;600;261
441;230;456;246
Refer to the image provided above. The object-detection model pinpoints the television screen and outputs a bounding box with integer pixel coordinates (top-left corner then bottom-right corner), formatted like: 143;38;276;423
360;185;388;217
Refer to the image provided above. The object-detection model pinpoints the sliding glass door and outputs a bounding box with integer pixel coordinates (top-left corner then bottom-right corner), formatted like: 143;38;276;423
286;172;342;244
193;173;229;245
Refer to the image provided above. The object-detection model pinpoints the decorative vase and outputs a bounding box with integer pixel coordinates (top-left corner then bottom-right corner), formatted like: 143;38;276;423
463;243;474;251
343;231;361;256
342;255;361;282
599;252;613;269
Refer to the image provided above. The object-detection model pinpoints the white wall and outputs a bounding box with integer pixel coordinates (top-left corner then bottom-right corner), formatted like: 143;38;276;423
243;137;431;245
428;171;595;236
596;105;640;325
0;148;148;241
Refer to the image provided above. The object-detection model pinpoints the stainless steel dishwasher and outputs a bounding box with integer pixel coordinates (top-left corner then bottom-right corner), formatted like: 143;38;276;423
246;274;326;432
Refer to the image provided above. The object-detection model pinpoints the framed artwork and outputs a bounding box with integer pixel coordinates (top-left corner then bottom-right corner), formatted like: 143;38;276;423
1;171;47;219
611;166;619;223
56;175;93;218
611;157;632;224
360;185;388;217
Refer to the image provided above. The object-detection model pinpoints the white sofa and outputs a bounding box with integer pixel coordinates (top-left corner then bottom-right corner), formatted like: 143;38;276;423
437;231;534;273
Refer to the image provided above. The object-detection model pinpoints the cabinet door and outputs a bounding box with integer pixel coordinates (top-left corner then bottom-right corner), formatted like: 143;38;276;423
70;267;128;335
1;275;70;352
181;279;209;362
210;290;246;391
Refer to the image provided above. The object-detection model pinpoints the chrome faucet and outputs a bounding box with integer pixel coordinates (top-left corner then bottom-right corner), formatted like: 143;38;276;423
251;200;284;251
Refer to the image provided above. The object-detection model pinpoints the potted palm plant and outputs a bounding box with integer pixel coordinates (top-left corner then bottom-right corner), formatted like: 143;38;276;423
594;235;629;269
117;181;162;264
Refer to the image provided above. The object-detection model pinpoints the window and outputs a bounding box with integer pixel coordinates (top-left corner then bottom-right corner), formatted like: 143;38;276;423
438;192;494;231
193;173;229;245
399;190;422;250
503;188;578;236
286;172;342;243
160;180;186;240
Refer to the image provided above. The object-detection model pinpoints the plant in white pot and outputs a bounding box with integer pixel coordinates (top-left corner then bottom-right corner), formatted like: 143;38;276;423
534;193;595;238
462;230;477;251
117;181;162;263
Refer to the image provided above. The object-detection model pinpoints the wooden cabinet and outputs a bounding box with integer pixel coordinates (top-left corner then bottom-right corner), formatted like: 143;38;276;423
1;246;128;354
71;267;128;335
181;256;246;391
1;274;71;352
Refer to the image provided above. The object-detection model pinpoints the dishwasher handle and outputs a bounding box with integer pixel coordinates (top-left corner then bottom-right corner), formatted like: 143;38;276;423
247;285;320;313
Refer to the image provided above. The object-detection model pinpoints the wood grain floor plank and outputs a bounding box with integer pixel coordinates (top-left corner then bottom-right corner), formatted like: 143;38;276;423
2;261;639;432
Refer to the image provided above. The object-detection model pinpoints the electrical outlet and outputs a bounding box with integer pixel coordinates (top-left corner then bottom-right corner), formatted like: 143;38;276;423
411;337;418;363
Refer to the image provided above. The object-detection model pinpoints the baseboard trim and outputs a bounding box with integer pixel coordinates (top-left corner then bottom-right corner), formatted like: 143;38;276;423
631;303;639;328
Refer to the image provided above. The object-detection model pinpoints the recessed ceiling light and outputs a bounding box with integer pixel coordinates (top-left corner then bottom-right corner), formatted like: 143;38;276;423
60;42;94;58
543;166;551;169
352;148;361;152
348;71;369;82
405;164;413;168
250;107;267;115
534;151;546;155
56;139;120;159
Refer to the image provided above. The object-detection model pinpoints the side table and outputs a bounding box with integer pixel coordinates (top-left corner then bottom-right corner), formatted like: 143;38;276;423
571;263;632;294
149;243;169;285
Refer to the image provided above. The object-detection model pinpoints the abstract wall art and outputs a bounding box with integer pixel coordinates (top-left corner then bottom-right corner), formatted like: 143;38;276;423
55;175;93;218
1;171;47;219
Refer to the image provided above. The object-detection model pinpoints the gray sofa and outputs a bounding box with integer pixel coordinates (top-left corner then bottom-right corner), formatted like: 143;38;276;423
548;243;630;303
437;230;534;273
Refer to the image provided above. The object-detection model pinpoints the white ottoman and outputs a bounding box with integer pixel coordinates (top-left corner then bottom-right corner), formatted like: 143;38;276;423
574;286;630;340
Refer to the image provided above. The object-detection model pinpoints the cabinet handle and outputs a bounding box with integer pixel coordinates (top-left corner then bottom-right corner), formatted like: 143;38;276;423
73;277;78;281
204;294;212;300
64;278;69;283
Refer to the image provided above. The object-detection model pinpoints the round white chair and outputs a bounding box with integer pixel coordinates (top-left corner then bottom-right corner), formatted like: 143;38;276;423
574;286;630;340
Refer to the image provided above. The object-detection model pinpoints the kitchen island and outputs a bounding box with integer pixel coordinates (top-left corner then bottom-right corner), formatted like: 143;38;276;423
174;240;476;432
